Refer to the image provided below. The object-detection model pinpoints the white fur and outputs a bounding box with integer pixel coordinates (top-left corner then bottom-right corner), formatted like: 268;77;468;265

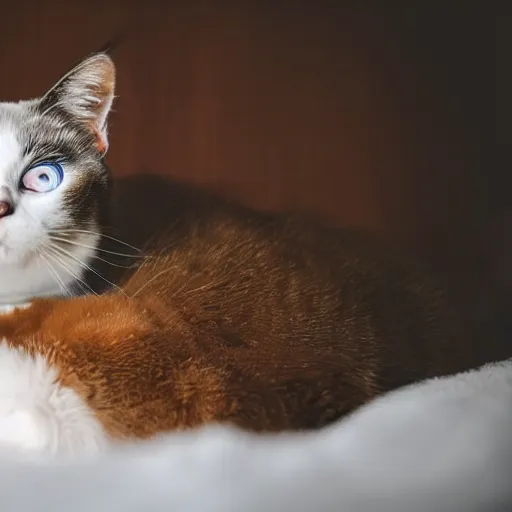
0;127;98;305
0;129;20;172
0;357;509;511
0;342;108;460
0;302;31;314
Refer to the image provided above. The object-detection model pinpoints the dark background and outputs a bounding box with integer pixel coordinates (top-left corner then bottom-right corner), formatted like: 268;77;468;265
0;4;502;360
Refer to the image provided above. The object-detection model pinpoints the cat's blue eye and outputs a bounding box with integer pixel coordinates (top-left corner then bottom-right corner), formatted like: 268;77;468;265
20;163;64;193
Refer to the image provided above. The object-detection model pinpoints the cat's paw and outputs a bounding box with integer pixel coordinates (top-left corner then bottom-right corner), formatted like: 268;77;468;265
0;407;52;456
0;341;109;460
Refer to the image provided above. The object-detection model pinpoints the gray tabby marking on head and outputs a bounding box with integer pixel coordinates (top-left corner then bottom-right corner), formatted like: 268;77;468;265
0;54;115;305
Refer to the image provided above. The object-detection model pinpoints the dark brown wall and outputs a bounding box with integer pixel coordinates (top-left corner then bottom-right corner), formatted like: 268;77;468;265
0;4;501;356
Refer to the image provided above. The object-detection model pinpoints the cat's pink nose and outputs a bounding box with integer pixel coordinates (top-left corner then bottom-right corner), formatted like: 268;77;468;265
0;200;14;219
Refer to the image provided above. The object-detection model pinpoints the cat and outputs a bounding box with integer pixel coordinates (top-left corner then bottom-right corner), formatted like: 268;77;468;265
0;52;474;458
0;52;113;308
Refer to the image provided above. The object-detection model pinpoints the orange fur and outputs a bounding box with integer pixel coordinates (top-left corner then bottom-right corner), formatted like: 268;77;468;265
0;213;473;440
91;125;108;154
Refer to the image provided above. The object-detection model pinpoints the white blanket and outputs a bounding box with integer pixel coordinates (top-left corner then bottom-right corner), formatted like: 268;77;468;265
1;359;511;512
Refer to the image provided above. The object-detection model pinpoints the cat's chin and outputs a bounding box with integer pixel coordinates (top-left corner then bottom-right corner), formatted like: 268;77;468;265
0;342;109;460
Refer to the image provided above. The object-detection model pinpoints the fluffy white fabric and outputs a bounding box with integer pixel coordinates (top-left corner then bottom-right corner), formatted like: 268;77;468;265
0;359;511;511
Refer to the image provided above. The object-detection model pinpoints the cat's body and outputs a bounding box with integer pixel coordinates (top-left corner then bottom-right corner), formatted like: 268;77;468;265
0;207;471;447
0;52;473;456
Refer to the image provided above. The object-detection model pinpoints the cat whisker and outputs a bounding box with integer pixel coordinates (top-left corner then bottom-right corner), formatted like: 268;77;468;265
131;266;178;298
44;247;98;297
39;250;73;298
89;253;137;269
22;208;131;259
48;235;141;259
47;227;136;269
51;229;141;253
44;247;99;297
179;280;229;299
48;243;128;298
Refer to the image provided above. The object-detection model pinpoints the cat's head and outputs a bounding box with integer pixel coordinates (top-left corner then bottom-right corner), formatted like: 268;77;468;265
0;53;115;304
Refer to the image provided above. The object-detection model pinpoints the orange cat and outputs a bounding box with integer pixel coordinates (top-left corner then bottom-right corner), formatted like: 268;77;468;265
0;212;472;456
0;53;472;458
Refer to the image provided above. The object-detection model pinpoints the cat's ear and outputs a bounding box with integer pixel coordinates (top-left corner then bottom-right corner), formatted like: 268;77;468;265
39;53;116;154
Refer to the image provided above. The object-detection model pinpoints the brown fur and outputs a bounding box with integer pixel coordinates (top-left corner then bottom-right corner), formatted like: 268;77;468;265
0;208;472;440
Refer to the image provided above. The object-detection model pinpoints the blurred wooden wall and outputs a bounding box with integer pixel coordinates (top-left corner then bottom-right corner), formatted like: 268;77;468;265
0;3;501;356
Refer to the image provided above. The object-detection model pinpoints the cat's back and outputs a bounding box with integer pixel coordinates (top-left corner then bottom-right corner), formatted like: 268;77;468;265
123;209;469;398
74;188;474;431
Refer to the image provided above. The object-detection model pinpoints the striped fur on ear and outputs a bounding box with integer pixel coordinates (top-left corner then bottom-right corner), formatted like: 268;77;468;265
39;53;116;154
